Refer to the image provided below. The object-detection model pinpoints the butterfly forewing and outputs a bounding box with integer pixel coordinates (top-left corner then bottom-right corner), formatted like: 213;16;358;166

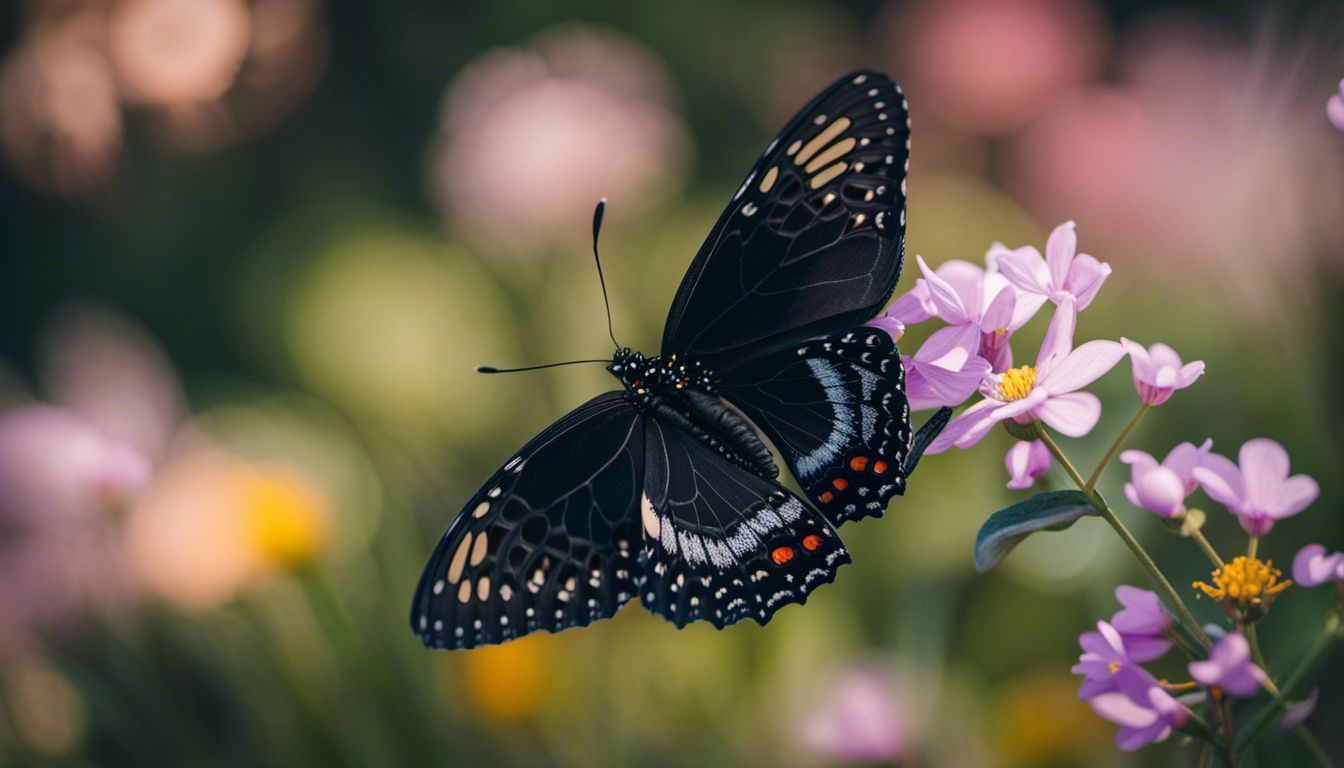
638;418;851;629
411;392;644;650
661;71;910;360
718;326;912;525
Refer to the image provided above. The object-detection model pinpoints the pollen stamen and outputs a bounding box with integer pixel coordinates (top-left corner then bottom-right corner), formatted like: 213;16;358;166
996;365;1037;402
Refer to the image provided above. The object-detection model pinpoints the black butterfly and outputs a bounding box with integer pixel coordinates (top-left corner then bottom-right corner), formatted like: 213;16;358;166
411;70;950;650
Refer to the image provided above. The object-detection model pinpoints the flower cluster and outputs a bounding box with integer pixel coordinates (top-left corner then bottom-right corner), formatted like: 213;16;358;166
911;222;1339;759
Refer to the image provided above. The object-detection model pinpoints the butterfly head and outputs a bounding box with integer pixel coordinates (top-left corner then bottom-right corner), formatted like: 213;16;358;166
608;348;646;388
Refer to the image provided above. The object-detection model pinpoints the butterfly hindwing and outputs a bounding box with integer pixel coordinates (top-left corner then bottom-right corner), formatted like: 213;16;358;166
661;70;910;360
410;392;645;650
638;417;851;629
718;326;912;525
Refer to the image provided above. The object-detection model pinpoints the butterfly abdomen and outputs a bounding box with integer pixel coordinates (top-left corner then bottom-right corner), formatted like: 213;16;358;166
680;389;778;479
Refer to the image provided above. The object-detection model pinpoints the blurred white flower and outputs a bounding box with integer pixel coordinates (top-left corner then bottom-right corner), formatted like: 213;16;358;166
429;24;691;251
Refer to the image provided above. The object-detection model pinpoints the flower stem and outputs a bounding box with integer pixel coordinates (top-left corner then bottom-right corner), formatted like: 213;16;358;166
1245;625;1280;696
1247;536;1259;560
1218;696;1237;768
1187;526;1225;569
1085;402;1149;491
1234;607;1343;756
1038;429;1212;648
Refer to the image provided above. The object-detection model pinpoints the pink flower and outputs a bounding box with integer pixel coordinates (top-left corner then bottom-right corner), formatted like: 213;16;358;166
1281;689;1319;729
1004;439;1050;489
867;315;905;342
1119;440;1212;518
890;255;1046;371
928;301;1125;453
992;221;1111;311
1292;544;1344;588
797;662;910;763
904;326;992;411
1119;339;1204;406
1072;621;1189;751
1192;439;1319;537
1329;79;1344;133
1109;586;1172;663
1189;632;1265;698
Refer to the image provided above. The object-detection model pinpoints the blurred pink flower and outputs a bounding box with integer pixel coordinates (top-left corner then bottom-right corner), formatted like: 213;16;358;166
40;306;186;464
992;221;1111;311
1292;544;1344;588
1281;688;1319;729
0;405;149;659
1012;20;1344;314
1109;586;1171;663
1328;79;1344;132
1189;632;1264;698
882;0;1107;134
0;11;122;197
904;325;992;411
108;0;251;107
929;301;1124;452
1192;438;1319;537
1119;440;1211;518
1119;339;1204;406
430;24;690;250
798;662;910;764
1004;439;1050;489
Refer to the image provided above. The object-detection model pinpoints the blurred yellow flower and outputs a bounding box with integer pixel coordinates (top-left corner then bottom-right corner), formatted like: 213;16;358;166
244;464;329;569
127;449;332;610
987;670;1110;765
459;636;553;724
2;655;84;756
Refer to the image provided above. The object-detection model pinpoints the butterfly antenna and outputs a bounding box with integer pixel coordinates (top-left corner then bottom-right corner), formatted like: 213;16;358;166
591;197;621;350
476;359;609;375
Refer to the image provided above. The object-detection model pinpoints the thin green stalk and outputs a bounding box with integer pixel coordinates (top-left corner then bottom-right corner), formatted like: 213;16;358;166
1234;608;1342;756
1247;537;1259;561
1245;625;1280;696
1038;429;1212;648
1086;402;1149;490
1187;526;1225;569
1295;725;1331;767
1218;696;1238;768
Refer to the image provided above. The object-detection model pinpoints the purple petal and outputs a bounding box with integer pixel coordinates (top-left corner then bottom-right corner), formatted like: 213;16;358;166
868;315;906;341
1119;450;1158;471
1147;343;1183;370
1128;465;1187;518
907;354;991;410
1089;692;1158;729
1120;338;1155;382
1163;440;1211;490
1280;689;1319;729
917;256;971;324
916;324;981;366
888;284;934;324
1065;254;1110;310
1120;635;1173;664
1034;392;1102;437
1329;91;1344;133
995;245;1050;295
1293;544;1343;587
925;397;1001;454
1192;454;1242;508
1004;439;1051;490
1271;474;1320;519
1176;361;1205;387
980;285;1017;332
1035;299;1077;377
1040;340;1125;394
1238;438;1291;510
1045;220;1078;290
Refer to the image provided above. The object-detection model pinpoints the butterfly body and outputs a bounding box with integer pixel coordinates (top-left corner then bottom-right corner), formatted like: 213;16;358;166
412;70;949;650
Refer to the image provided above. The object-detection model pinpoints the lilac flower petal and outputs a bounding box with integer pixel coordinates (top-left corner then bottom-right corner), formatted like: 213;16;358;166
1065;254;1110;309
1119;450;1158;471
917;256;971;324
868;316;906;341
1293;544;1344;587
1034;392;1101;437
1045;220;1077;289
1005;439;1051;489
1192;455;1242;508
1089;692;1158;729
1329;90;1344;133
888;284;934;324
1121;635;1173;664
1280;689;1319;729
1039;340;1126;394
1120;338;1154;380
1116;723;1170;752
1239;438;1291;504
1036;299;1077;377
1127;465;1187;518
980;285;1017;332
995;245;1050;295
1272;474;1320;518
925;397;1001;454
1189;633;1264;697
1177;361;1206;387
938;259;991;317
1163;440;1212;490
1008;291;1049;330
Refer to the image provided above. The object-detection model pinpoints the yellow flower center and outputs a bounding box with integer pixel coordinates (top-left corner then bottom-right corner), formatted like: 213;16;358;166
997;365;1037;401
1192;556;1291;606
245;466;330;569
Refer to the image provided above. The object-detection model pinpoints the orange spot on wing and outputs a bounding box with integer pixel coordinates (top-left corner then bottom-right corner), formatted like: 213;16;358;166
819;491;834;503
771;546;795;565
802;535;823;551
849;456;869;471
832;478;849;491
872;460;889;474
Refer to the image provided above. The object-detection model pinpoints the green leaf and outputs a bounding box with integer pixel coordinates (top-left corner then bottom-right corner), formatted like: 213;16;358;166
974;491;1097;572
